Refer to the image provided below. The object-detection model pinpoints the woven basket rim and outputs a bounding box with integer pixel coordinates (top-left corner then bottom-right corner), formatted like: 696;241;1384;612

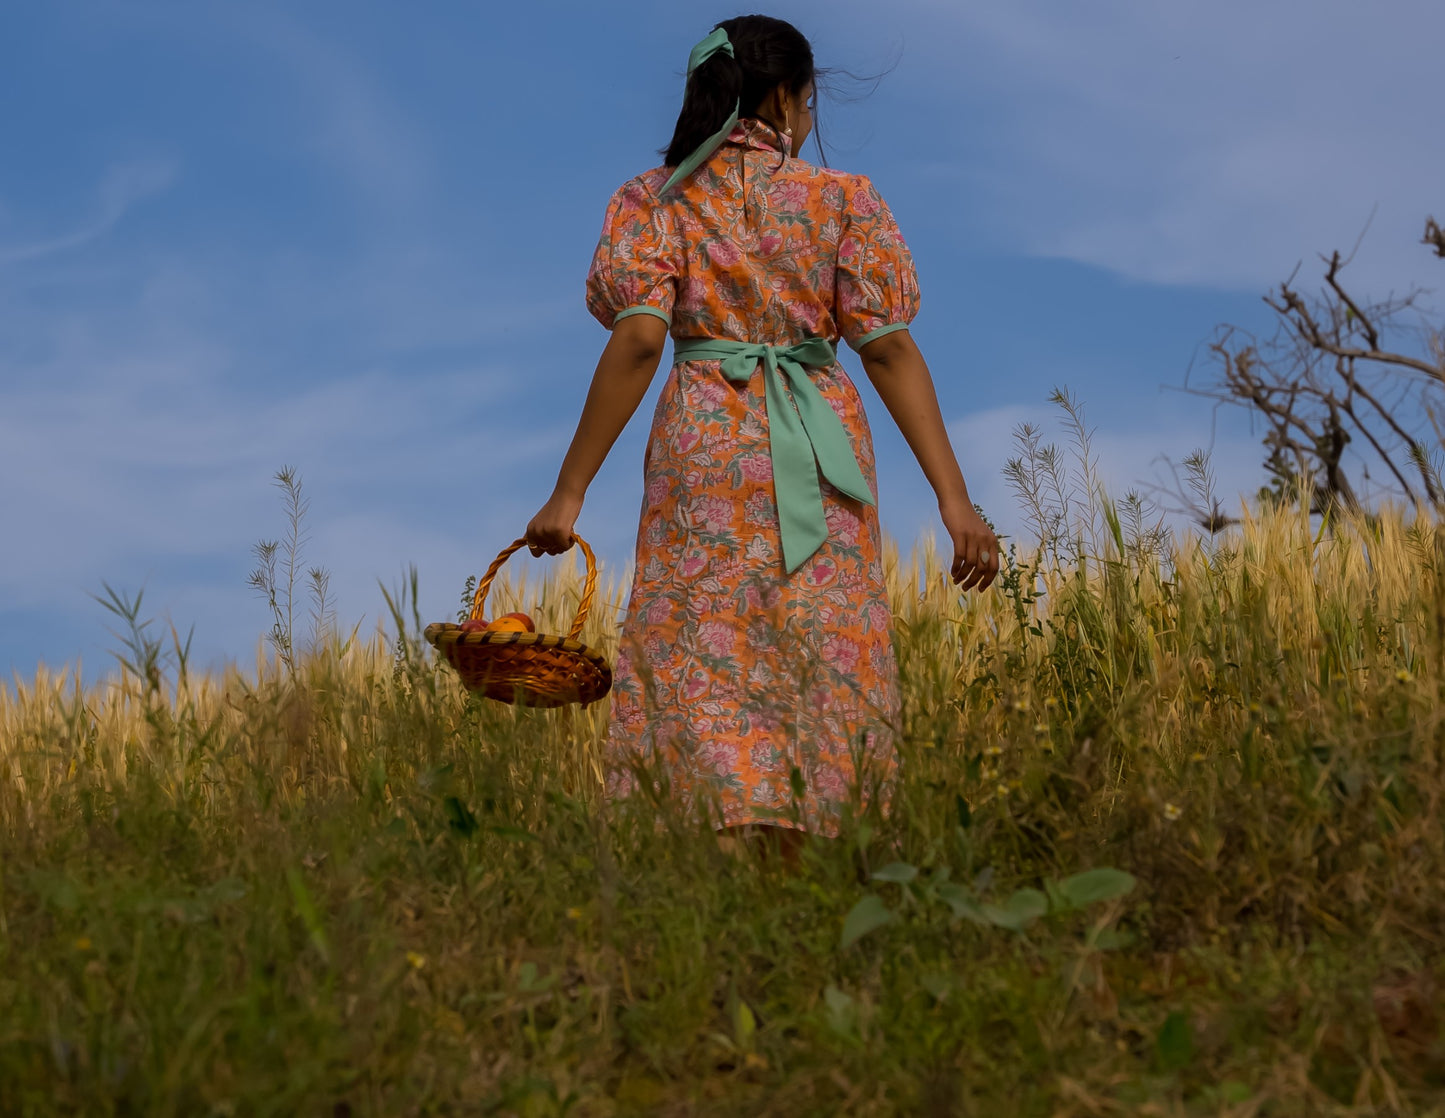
424;622;608;662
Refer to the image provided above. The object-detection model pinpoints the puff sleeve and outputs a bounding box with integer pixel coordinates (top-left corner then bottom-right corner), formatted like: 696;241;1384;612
585;177;680;330
833;174;921;351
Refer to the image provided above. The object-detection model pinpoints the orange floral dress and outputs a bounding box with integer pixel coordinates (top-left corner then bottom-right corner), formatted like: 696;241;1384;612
586;118;920;837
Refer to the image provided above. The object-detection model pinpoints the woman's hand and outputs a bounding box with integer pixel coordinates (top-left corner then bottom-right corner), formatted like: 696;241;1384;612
942;499;1000;591
525;489;583;556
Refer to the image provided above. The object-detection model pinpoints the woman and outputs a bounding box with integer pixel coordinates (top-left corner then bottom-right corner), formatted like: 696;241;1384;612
525;15;999;855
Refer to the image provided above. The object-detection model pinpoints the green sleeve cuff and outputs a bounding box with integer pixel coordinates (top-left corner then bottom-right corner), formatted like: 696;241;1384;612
851;321;911;352
614;305;671;327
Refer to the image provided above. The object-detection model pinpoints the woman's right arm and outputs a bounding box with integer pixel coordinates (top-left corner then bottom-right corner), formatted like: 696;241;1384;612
858;329;1001;591
525;314;669;555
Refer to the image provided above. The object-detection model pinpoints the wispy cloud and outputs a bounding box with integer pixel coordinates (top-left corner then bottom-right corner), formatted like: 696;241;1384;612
0;159;176;264
912;0;1445;295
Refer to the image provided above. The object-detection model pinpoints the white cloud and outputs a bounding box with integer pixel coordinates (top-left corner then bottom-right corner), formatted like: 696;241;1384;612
912;0;1445;296
0;159;177;264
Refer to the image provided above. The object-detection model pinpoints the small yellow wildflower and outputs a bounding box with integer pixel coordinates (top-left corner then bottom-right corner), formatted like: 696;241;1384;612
566;907;584;921
1012;700;1028;713
73;936;92;952
1033;722;1049;734
1044;696;1059;709
1396;669;1414;684
1163;803;1183;822
996;782;1010;799
406;951;426;970
984;745;1003;757
1189;752;1206;762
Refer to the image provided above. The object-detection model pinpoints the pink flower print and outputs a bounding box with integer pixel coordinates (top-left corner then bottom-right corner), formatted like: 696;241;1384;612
681;550;708;578
698;740;739;775
851;184;882;217
770;180;811;212
707;238;742;267
683;469;704;489
821;180;845;210
646;597;675;625
738;453;773;483
697;620;735;658
676;428;700;454
681;277;708;310
752;705;782;733
822;634;861;676
694;379;728;409
759;229;783;256
684;670;710;701
868;602;892;632
825;504;860;546
713;556;743;584
808;558;837;587
813;766;847;800
646;474;670;506
838;235;861;264
695;496;733;534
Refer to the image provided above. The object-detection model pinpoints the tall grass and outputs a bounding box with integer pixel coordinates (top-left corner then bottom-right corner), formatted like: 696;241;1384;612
2;486;1443;1113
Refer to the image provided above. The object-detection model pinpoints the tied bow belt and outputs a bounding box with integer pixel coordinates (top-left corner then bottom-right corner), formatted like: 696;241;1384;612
672;336;876;575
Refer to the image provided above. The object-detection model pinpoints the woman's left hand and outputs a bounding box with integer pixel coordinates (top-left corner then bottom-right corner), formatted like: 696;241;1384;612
525;490;583;556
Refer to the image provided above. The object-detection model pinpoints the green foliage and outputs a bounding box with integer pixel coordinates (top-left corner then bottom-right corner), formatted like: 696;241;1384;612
4;484;1445;1112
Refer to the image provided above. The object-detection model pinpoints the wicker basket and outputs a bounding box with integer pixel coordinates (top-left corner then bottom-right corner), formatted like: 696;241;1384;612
424;536;612;708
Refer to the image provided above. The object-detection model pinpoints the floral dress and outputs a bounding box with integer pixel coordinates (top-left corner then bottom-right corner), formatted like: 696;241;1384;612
586;118;921;837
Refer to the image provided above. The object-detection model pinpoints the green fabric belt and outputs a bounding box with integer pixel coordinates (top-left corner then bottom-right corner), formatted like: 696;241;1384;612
673;336;876;574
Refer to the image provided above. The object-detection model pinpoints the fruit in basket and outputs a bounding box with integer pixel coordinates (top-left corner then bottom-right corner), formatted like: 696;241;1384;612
486;612;535;634
459;619;488;632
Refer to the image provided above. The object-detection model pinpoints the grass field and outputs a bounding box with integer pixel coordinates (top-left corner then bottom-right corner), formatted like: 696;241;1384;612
3;493;1444;1115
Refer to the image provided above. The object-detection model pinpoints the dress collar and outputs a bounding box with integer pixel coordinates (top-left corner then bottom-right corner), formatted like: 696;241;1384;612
726;118;789;155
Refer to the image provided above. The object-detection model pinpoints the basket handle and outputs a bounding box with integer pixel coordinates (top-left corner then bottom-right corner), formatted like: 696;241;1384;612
468;535;599;641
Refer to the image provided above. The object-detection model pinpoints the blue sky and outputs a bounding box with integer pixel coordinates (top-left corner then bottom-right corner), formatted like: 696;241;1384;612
3;0;1442;681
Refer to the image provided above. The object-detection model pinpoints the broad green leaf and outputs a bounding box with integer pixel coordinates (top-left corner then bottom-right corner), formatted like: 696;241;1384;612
871;862;918;884
1156;1010;1195;1072
936;882;988;925
981;887;1047;931
1059;868;1136;908
840;894;895;949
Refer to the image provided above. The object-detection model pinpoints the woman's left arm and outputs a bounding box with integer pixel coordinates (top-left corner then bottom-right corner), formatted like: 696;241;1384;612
525;313;669;554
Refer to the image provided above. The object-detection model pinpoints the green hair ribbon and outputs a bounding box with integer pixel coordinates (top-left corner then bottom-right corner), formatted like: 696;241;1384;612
661;27;739;196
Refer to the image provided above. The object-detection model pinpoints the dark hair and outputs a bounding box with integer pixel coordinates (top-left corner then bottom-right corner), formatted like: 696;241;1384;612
662;15;815;168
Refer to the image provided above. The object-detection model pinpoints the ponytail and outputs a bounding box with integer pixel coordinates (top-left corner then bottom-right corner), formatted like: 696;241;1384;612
664;50;743;168
660;16;816;169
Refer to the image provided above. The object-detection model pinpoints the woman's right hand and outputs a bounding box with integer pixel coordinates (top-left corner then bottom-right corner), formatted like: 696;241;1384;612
525;489;583;556
941;499;1000;591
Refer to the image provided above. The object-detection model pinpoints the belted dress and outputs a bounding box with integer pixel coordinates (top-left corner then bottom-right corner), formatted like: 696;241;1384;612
585;117;921;837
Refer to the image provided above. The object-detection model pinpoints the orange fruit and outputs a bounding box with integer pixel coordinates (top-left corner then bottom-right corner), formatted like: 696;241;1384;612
485;615;529;634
